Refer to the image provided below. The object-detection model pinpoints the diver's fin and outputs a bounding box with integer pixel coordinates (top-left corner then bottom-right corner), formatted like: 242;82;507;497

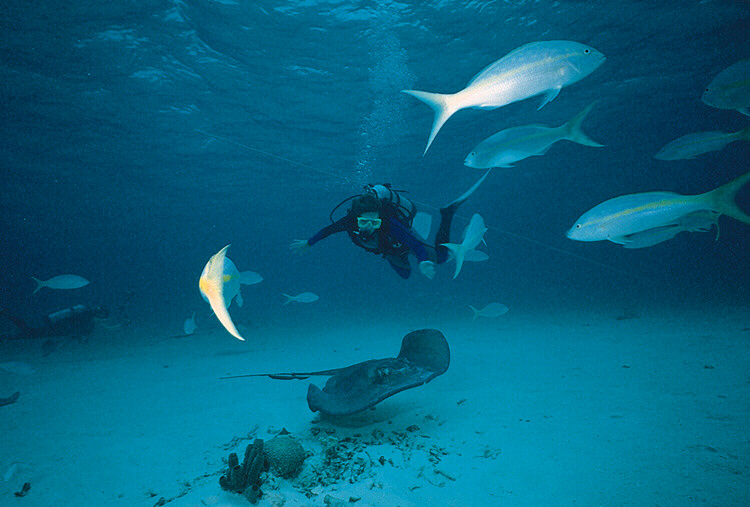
444;169;491;211
412;211;433;240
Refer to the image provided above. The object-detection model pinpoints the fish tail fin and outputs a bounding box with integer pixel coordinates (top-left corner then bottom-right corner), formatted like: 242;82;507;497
564;101;603;147
441;243;465;279
707;171;750;224
469;305;479;322
282;293;293;305
31;276;43;295
401;90;457;155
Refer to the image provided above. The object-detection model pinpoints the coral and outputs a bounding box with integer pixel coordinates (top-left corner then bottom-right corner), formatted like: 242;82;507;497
219;439;269;504
263;435;306;477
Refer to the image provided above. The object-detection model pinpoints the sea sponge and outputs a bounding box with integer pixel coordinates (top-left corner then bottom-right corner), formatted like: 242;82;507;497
219;439;269;504
263;435;306;477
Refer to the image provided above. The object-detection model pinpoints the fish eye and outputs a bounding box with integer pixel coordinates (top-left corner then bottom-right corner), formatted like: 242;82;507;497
584;49;590;54
576;224;581;229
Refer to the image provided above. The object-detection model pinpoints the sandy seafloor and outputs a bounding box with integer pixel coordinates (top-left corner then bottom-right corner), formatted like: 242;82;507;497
1;307;748;507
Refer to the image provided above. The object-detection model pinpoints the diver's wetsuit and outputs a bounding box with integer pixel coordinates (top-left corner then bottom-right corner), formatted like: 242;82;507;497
0;305;108;339
307;205;457;279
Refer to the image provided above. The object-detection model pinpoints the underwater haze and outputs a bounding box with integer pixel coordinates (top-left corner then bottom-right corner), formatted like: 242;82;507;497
1;0;749;506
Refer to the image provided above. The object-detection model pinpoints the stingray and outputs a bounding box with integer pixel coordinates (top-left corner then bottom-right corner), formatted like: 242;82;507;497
222;329;450;416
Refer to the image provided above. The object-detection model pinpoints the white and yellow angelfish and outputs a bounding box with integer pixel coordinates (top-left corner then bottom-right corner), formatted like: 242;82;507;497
567;172;750;243
198;245;244;341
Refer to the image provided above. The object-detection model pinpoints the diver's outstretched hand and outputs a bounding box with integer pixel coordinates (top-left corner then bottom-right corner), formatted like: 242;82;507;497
418;261;435;279
290;239;311;255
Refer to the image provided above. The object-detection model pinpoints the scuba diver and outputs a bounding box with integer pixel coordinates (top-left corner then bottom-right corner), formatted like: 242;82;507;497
290;174;487;279
0;304;109;340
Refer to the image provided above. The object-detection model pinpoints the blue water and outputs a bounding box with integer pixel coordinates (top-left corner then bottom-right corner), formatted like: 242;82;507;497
1;1;749;504
0;2;747;324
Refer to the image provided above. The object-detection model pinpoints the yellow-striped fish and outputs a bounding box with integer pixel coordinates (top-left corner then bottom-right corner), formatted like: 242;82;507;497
567;172;750;242
702;58;750;116
403;40;605;155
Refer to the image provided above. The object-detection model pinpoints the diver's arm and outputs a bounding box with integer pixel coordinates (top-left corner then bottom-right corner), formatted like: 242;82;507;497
307;215;354;246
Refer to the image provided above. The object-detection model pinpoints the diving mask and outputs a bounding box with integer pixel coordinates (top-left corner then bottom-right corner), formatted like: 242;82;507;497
357;217;382;229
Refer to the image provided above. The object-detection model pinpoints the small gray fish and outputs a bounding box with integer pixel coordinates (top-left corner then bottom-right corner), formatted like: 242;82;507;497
283;292;319;305
469;303;509;321
655;126;750;160
183;312;196;335
31;274;89;294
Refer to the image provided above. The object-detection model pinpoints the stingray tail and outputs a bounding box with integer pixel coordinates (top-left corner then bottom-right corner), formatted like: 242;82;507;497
401;90;458;156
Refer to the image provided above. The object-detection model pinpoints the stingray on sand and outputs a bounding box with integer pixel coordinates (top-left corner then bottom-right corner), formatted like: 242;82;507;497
222;329;450;416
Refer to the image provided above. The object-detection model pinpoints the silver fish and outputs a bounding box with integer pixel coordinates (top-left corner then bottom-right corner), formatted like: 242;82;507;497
31;274;89;294
283;292;319;304
403;40;605;154
465;101;603;168
655;126;749;160
702;58;750;116
469;303;509;321
608;211;719;248
567;172;750;242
